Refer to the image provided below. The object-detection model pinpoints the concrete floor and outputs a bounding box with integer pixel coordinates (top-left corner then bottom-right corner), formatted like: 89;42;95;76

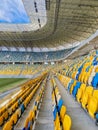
55;77;98;130
34;80;54;130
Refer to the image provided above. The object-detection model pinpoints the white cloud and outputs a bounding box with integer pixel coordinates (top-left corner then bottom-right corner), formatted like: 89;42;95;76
0;0;30;23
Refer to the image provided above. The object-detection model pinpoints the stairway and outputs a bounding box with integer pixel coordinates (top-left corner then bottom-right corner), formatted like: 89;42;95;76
34;80;54;130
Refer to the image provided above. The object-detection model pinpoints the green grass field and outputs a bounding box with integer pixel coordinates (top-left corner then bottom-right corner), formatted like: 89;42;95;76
0;78;28;93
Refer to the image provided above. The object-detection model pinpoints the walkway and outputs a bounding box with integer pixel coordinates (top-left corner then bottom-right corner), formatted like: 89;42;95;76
34;79;54;130
55;77;98;130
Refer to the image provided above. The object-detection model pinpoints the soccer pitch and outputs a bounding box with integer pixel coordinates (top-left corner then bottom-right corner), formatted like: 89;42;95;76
0;78;28;93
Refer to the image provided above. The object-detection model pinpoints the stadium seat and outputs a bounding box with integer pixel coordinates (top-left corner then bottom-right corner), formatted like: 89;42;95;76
57;98;63;112
54;114;61;130
10;112;18;125
68;79;74;92
76;83;86;103
0;114;4;126
92;73;98;88
16;108;21;119
87;96;98;118
95;112;98;125
3;121;12;130
72;82;81;98
28;110;35;123
70;80;77;94
63;114;71;130
24;117;29;129
20;103;25;114
27;121;32;130
81;87;93;109
2;110;9;121
60;105;66;122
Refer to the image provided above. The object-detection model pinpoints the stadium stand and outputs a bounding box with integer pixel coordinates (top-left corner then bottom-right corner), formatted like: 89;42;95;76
57;50;98;125
1;73;47;130
51;78;72;130
0;64;45;77
1;1;98;130
0;48;75;63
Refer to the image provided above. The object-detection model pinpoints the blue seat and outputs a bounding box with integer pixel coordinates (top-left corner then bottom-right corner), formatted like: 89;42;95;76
68;79;74;92
95;112;98;125
91;73;98;88
76;72;79;80
27;121;32;130
93;61;98;66
92;56;98;66
22;128;25;130
95;112;98;120
76;65;83;80
53;106;57;120
57;98;63;112
72;82;81;98
20;104;25;113
18;99;21;105
68;83;72;92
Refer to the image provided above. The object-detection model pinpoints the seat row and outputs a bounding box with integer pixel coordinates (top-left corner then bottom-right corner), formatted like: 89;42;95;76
51;78;72;130
22;78;46;130
59;51;98;88
58;74;98;125
0;83;32;126
2;74;46;130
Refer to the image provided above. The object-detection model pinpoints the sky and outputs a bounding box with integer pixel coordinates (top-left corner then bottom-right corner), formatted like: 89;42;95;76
0;0;30;23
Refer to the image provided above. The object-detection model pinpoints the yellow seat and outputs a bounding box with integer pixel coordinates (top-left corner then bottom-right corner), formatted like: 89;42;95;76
76;89;83;103
10;112;18;125
60;105;66;122
80;84;86;92
76;84;86;103
67;79;71;89
63;114;71;130
8;107;13;116
3;121;12;130
87;90;98;118
81;87;93;109
0;114;4;126
84;74;89;84
70;80;77;94
95;66;98;72
2;110;8;121
93;90;98;100
16;108;21;118
78;73;82;82
54;114;61;130
0;106;6;115
87;96;98;118
81;72;86;83
24;117;29;129
29;110;35;123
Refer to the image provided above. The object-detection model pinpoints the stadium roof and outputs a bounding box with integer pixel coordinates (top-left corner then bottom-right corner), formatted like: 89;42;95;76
0;0;98;53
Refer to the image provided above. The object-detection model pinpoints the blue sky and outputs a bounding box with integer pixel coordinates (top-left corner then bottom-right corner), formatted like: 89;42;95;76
0;0;30;23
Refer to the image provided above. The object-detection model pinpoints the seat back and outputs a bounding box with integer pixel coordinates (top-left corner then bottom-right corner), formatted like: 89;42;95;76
70;80;77;94
80;84;86;92
3;121;12;130
87;96;98;118
76;88;83;103
54;114;61;130
60;105;66;122
63;114;71;130
93;90;98;100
